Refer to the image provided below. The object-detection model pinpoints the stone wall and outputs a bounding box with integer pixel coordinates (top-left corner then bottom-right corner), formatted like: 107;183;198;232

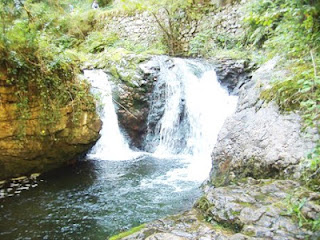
0;76;102;180
104;12;160;46
199;0;245;37
102;0;246;54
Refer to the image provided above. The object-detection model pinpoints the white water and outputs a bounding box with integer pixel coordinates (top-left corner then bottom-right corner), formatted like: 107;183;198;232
146;57;238;181
84;70;138;160
84;58;237;182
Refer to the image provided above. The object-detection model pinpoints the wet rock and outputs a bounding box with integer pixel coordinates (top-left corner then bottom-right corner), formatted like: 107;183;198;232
88;53;158;148
0;172;41;199
146;233;187;240
30;173;40;179
10;183;20;188
116;180;320;239
11;176;27;181
212;58;256;95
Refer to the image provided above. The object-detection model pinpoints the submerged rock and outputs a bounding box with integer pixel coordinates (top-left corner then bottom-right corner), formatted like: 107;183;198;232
0;172;42;199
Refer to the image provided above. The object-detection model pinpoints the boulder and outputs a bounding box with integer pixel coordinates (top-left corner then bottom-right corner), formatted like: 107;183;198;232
210;58;317;184
113;56;160;148
212;58;255;95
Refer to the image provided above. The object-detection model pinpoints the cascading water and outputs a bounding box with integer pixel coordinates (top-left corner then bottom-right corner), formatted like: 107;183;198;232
83;69;137;160
146;58;237;156
84;59;237;180
144;57;237;180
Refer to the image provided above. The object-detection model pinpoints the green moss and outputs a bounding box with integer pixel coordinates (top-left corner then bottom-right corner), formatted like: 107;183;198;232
210;222;235;235
109;224;146;240
243;228;256;237
236;202;252;207
192;209;235;235
254;194;267;202
195;196;213;213
231;210;241;216
210;172;232;187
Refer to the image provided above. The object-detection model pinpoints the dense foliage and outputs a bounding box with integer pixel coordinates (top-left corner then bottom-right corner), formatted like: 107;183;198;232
0;0;100;131
245;0;320;188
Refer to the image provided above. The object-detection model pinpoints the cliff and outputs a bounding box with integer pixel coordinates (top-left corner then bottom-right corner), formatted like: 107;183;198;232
0;74;102;180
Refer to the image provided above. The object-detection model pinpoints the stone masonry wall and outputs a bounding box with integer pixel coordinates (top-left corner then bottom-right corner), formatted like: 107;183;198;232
101;0;246;54
104;12;160;46
199;1;246;37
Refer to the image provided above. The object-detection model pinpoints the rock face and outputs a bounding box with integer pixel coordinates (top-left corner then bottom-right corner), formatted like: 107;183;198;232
210;58;317;183
213;58;255;95
110;209;233;240
111;56;160;148
0;77;102;180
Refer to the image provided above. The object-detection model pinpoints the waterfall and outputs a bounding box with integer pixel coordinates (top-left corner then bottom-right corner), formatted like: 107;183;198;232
145;57;237;178
84;58;237;181
83;70;137;160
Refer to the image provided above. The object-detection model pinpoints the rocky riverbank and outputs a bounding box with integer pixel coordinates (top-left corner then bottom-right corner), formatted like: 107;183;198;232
110;179;320;240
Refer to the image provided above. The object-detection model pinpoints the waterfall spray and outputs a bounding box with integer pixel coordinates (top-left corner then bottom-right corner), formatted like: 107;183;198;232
84;70;138;160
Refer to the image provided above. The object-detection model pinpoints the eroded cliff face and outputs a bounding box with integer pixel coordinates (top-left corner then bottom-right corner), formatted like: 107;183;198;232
0;76;102;180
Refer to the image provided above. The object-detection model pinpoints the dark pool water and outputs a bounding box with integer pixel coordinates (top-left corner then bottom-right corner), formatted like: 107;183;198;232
0;155;202;239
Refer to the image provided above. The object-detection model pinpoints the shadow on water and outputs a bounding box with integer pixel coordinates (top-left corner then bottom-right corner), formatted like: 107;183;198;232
0;155;202;240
